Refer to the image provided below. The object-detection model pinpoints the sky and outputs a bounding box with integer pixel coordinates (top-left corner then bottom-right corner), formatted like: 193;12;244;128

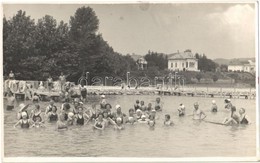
3;3;256;59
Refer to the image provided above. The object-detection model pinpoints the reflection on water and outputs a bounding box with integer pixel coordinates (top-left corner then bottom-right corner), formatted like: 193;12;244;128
4;95;256;157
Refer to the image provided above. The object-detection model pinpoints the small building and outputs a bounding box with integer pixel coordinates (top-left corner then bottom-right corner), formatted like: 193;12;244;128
131;54;147;70
168;49;198;71
228;60;255;73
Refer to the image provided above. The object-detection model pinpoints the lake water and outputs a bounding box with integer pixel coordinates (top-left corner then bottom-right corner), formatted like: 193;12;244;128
4;95;256;157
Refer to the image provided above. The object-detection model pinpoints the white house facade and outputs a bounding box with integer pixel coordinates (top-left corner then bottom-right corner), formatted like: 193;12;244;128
228;60;255;73
168;50;198;71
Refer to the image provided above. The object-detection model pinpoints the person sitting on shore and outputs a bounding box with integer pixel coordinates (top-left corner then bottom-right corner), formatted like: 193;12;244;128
192;102;207;120
164;114;174;126
224;99;232;110
134;100;141;111
178;104;185;116
30;104;43;123
14;112;34;129
100;95;107;110
6;91;15;111
211;100;218;112
47;106;58;122
223;106;240;125
140;101;147;112
238;108;250;125
93;113;106;130
155;97;162;111
45;100;57;115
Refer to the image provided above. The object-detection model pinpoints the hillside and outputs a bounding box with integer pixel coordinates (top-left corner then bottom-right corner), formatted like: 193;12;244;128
213;58;255;65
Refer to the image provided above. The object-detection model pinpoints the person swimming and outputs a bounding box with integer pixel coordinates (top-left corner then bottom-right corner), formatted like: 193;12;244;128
178;104;185;116
164;114;174;126
192;102;206;120
211;100;218;112
14;112;34;129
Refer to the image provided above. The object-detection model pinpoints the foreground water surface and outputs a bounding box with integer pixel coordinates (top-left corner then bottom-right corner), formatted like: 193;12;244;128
4;95;256;157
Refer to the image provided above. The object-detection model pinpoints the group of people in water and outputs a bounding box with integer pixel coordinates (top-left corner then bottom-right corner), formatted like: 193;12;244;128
8;91;250;130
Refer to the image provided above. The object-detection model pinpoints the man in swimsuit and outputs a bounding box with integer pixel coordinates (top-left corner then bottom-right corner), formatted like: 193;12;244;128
193;102;207;120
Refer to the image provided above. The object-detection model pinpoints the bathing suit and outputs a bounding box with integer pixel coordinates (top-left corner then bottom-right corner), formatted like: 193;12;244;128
32;112;42;122
46;105;57;114
81;88;87;98
64;113;68;121
134;104;140;111
240;115;249;124
95;121;103;128
49;113;58;122
76;115;84;125
21;119;30;128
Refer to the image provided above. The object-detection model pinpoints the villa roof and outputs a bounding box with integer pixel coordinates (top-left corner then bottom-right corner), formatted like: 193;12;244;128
168;51;196;60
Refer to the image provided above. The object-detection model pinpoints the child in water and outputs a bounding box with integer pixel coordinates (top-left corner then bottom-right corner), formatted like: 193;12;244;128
211;100;218;112
178;104;185;116
14;112;34;128
164;114;174;126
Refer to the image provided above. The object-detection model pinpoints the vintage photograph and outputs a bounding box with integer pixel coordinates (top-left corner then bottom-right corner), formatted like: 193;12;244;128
2;2;257;160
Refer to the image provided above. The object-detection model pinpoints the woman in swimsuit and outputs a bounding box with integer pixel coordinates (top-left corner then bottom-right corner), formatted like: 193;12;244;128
47;106;58;122
57;114;68;130
75;107;89;125
60;102;71;121
14;112;34;128
105;103;113;119
93;113;105;130
30;104;43;123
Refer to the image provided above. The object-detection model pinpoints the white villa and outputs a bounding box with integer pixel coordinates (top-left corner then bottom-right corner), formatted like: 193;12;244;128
131;54;147;70
168;50;198;71
228;60;255;73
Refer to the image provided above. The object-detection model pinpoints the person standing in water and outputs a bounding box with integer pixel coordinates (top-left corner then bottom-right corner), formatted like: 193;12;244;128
100;95;107;110
6;92;16;111
59;72;66;91
224;99;232;110
178;104;185;116
134;100;141;111
211;100;218;112
192;102;207;120
14;112;34;128
238;108;250;125
155;97;162;111
9;70;15;80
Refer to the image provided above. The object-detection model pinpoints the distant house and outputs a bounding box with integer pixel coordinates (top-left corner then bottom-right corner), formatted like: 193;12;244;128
228;60;255;73
130;54;147;70
168;49;198;71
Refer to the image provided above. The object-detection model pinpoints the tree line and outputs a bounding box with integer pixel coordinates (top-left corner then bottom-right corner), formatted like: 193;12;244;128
4;6;221;84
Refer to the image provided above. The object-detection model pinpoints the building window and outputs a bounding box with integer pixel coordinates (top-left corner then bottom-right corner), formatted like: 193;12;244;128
171;63;173;68
182;63;184;67
189;62;195;68
175;63;177;68
186;62;188;68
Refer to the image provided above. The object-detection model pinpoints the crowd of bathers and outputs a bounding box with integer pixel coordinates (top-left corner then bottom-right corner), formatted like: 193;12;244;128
6;91;250;130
